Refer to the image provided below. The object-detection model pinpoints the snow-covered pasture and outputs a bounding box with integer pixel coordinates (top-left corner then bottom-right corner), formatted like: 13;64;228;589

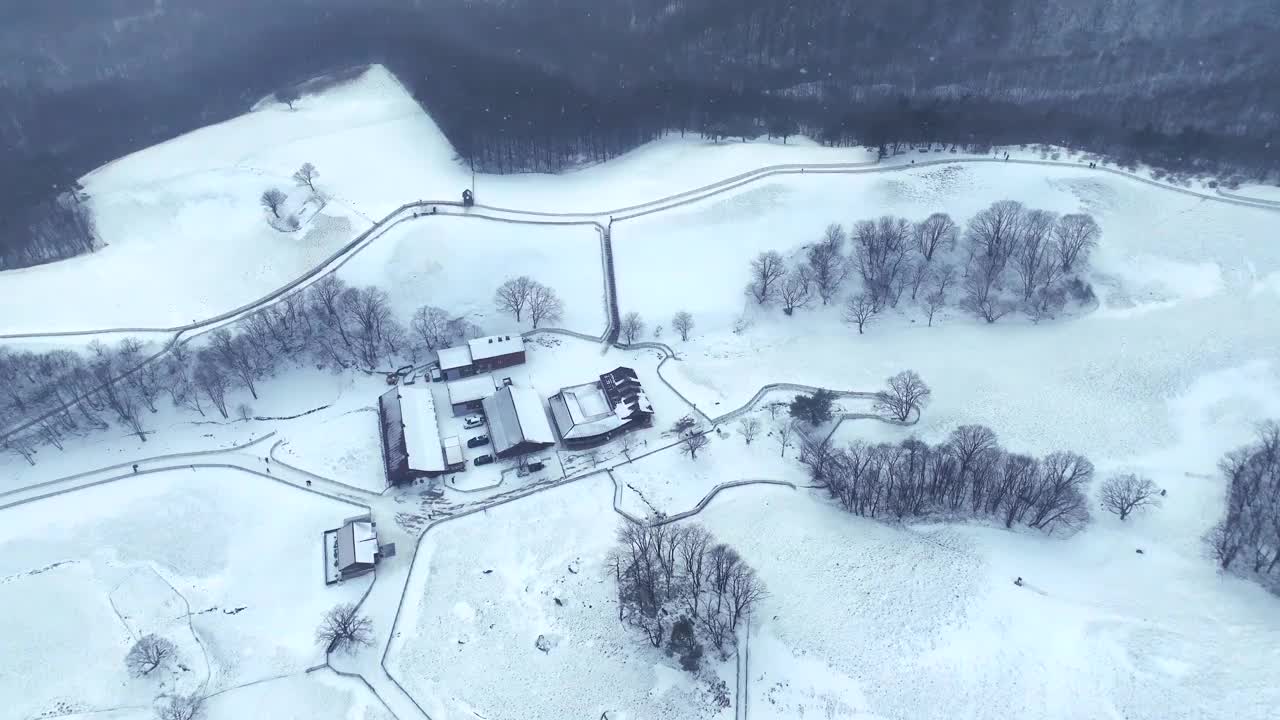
387;474;733;720
695;483;1280;720
0;468;372;720
332;216;606;337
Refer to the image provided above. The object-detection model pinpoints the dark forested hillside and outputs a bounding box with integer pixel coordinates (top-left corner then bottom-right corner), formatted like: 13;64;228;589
2;0;1278;268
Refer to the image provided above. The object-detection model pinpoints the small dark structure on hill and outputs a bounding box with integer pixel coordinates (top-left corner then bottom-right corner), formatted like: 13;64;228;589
462;188;474;206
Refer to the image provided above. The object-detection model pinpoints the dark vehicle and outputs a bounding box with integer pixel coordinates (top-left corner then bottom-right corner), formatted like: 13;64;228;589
473;454;494;467
526;461;545;472
467;435;490;448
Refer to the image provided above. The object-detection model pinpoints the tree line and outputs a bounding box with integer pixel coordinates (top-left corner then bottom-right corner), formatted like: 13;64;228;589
0;272;566;464
610;521;765;674
801;424;1093;533
5;0;1277;269
1207;421;1280;587
745;200;1099;330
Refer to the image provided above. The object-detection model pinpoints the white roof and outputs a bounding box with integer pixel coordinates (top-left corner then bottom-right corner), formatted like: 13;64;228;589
351;521;378;564
437;345;473;371
509;386;555;444
447;375;498;405
398;386;444;472
442;435;463;465
468;334;523;362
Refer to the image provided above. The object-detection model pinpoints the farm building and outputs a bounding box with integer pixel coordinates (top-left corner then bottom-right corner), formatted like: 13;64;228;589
446;374;501;416
481;385;556;458
548;366;654;449
435;334;526;380
323;516;385;584
378;385;459;486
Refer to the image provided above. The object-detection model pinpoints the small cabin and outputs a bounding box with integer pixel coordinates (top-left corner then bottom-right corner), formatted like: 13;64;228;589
462;188;474;206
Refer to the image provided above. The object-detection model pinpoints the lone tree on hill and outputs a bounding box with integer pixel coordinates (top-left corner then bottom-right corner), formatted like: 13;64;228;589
874;371;931;422
276;86;301;110
316;602;374;654
494;275;536;322
738;417;761;445
620;312;646;343
774;419;797;458
1100;473;1161;521
680;428;710;460
672;311;694;341
842;293;877;334
260;188;287;218
789;389;837;426
126;634;177;677
527;282;563;329
293;163;319;194
155;693;204;720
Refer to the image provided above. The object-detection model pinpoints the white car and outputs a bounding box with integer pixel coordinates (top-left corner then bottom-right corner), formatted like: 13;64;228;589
463;414;485;429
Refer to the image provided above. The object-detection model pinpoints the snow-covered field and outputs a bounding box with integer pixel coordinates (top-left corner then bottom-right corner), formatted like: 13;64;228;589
2;61;1279;720
0;468;372;720
388;474;734;720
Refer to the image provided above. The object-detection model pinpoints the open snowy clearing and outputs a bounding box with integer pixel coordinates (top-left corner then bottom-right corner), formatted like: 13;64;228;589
332;216;606;337
695;483;1280;720
0;468;371;720
388;473;733;720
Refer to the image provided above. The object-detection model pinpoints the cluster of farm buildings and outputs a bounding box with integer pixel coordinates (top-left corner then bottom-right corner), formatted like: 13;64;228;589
377;334;654;486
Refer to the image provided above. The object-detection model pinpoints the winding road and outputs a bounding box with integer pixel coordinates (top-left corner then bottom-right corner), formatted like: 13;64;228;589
5;149;1279;720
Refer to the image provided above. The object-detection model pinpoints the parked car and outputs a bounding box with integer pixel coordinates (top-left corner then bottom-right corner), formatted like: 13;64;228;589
526;461;545;472
463;414;484;429
467;434;490;448
473;454;494;467
429;367;443;382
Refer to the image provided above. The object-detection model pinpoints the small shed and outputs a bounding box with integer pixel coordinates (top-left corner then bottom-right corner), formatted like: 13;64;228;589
446;374;500;416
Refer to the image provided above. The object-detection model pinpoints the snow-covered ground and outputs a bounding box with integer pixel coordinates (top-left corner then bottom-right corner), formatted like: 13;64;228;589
387;474;734;720
0;467;372;720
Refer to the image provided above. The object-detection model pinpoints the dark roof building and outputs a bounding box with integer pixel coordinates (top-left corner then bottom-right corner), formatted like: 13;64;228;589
378;385;452;486
435;334;525;380
548;367;654;449
481;385;556;458
324;516;381;584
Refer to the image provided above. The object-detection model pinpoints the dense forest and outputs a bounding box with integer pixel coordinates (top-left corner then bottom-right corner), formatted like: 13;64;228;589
2;0;1278;268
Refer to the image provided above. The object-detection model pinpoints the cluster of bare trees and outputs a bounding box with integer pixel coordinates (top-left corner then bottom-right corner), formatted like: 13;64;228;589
802;424;1093;533
1;274;468;465
610;522;765;668
260;162;322;231
493;275;564;329
959;202;1099;323
1207;421;1280;582
744;203;1098;331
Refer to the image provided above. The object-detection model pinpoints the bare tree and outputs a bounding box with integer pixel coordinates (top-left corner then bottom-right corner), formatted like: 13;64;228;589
618;431;638;460
914;213;958;262
806;224;850;304
126;634;177;677
1053;213;1100;273
340;286;404;368
726;563;766;633
738;417;761;445
1012;209;1058;301
853;216;911;308
527;282;564;329
193;351;231;419
2;431;39;465
874;370;931;422
1100;473;1161;521
620;312;646;343
923;290;946;327
209;328;267;399
681;428;710;460
672;311;695;341
774;420;796;458
260;188;287;218
965;200;1025;274
842;293;876;334
960;268;1014;324
494;276;536;322
155;693;204;720
746;251;786;304
292;162;319;194
88;343;148;442
410;305;455;354
276;85;300;110
778;266;813;315
316;603;374;653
